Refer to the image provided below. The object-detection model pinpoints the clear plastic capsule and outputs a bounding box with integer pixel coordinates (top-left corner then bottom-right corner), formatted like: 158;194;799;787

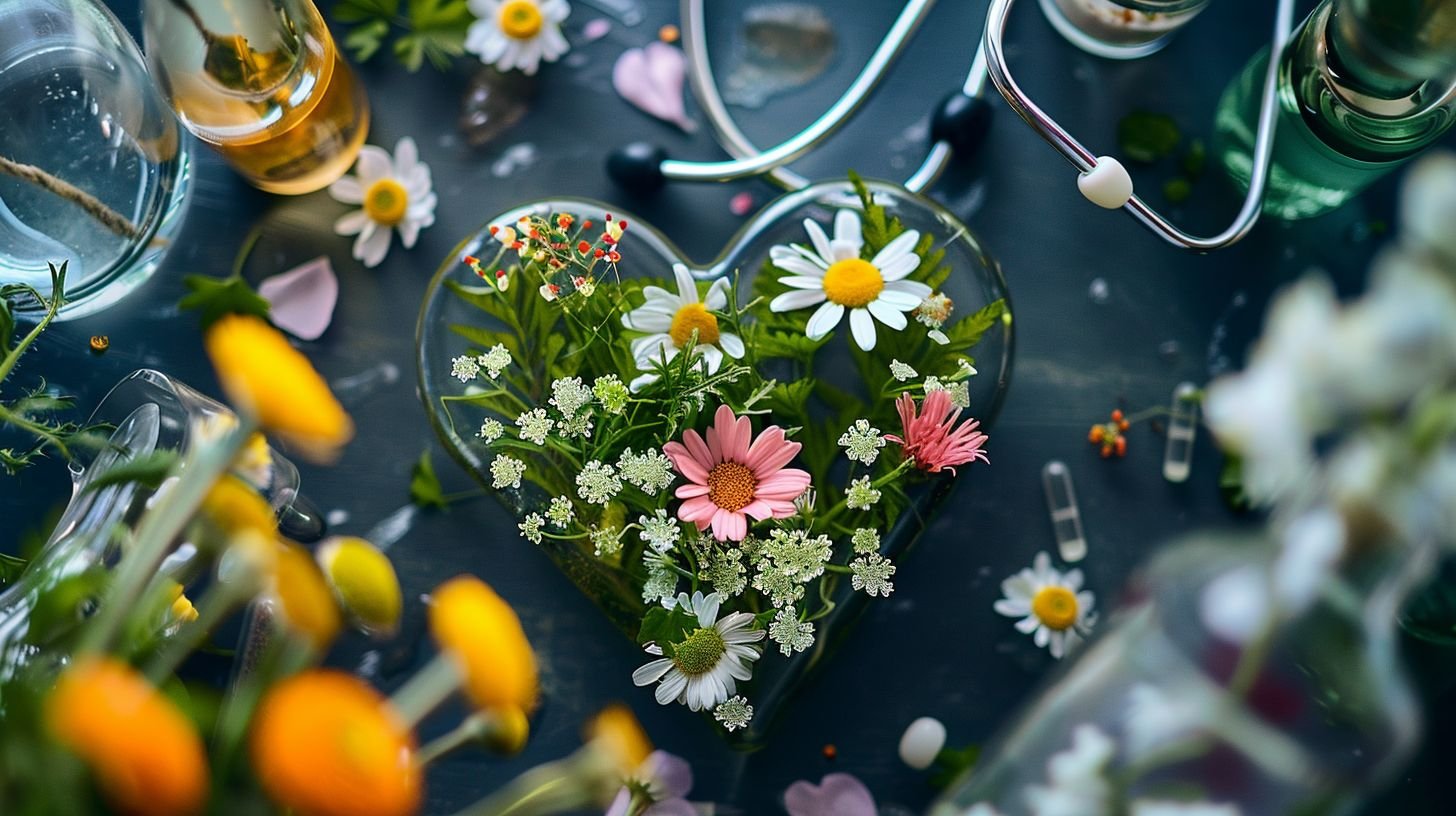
1163;382;1200;483
1041;460;1086;563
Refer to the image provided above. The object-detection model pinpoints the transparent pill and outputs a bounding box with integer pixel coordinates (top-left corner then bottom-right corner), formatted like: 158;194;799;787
1042;460;1086;563
1163;382;1200;484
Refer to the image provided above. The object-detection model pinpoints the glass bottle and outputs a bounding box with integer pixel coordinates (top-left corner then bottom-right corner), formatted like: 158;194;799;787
142;0;370;195
930;533;1428;816
1215;0;1456;220
1038;0;1210;60
0;0;190;319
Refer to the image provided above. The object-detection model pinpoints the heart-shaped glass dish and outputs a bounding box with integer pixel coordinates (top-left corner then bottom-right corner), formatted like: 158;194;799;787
416;178;1014;746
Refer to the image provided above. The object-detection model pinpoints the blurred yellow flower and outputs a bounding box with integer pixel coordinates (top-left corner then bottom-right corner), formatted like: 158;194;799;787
200;474;277;541
428;576;539;714
270;542;342;650
251;670;420;816
317;536;402;636
164;581;200;625
586;704;652;777
46;658;209;816
204;314;353;463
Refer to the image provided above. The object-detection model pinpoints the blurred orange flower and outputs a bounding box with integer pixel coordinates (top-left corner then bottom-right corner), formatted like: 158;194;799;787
428;576;539;715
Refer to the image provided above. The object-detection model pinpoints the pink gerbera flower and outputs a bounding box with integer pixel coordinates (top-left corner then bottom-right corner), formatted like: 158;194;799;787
664;404;812;542
886;389;989;475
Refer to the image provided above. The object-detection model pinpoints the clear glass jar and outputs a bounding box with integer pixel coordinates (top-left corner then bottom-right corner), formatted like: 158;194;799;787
931;533;1428;816
415;180;1015;746
142;0;369;195
0;0;190;319
1039;0;1210;60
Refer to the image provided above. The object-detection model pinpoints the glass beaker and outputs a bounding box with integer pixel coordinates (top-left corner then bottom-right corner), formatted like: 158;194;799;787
142;0;370;195
0;0;191;320
1039;0;1210;60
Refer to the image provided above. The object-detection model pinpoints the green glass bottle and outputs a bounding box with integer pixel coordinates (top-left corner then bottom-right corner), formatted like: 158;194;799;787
1214;0;1456;220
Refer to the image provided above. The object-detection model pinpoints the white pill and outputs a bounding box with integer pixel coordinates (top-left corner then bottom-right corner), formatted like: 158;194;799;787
1078;156;1134;209
898;716;947;769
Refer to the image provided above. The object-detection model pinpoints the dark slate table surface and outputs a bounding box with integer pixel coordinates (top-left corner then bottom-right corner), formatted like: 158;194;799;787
6;0;1456;813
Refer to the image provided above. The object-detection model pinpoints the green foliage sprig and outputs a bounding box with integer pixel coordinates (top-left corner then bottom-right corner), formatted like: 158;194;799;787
334;0;476;72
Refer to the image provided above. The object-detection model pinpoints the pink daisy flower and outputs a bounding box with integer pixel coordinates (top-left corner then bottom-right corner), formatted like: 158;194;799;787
886;389;989;475
664;404;812;542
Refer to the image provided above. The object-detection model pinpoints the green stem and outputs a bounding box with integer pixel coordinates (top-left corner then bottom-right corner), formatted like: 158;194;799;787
0;265;66;388
391;653;463;727
446;747;610;816
815;459;914;530
418;712;494;766
78;419;254;654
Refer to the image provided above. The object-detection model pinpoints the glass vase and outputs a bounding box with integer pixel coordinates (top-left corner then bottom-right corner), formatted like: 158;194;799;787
416;180;1014;746
142;0;369;195
1038;0;1209;60
0;0;190;319
0;369;319;686
931;533;1428;816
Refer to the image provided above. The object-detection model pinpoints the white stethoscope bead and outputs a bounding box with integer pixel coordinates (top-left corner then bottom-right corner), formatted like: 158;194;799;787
1077;156;1134;209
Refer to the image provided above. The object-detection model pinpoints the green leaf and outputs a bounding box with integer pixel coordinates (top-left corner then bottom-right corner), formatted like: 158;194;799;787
344;19;390;63
410;449;448;509
1182;138;1207;177
83;451;180;493
942;298;1008;351
1219;454;1251;512
1117;111;1181;164
178;274;270;328
333;0;400;22
0;552;27;588
1163;177;1193;203
636;605;695;649
928;744;982;789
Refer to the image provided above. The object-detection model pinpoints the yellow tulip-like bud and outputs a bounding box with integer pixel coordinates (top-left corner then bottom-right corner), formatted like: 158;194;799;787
251;670;421;816
270;542;342;650
200;474;277;542
47;658;209;816
427;576;539;715
204;315;354;463
317;536;403;636
585;704;652;777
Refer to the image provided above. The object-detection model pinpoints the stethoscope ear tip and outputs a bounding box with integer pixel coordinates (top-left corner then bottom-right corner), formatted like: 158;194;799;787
931;91;993;159
607;142;670;193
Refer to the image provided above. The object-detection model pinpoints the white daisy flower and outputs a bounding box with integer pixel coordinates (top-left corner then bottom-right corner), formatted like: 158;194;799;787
622;263;745;392
632;591;763;711
1024;725;1115;816
767;210;931;351
994;551;1097;659
330;137;437;268
464;0;570;75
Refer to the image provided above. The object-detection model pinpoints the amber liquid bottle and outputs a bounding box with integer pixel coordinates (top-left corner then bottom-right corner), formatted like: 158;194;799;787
143;0;369;195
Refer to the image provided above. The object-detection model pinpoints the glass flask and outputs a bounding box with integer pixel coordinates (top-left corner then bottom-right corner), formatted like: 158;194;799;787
142;0;370;195
1039;0;1210;60
931;533;1428;816
0;0;190;319
1215;0;1456;219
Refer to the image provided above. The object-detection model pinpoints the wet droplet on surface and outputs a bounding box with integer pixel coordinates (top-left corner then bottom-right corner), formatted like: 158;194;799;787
1088;277;1110;304
723;4;836;109
1042;460;1087;563
458;68;536;149
1162;381;1200;483
491;143;539;178
1158;339;1180;362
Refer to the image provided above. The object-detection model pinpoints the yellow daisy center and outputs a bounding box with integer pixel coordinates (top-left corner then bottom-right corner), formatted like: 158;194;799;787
822;258;884;308
668;302;721;347
363;178;409;227
707;461;756;511
498;0;544;39
1031;586;1079;631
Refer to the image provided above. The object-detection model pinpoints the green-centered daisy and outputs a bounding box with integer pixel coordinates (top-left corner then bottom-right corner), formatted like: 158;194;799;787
633;592;763;711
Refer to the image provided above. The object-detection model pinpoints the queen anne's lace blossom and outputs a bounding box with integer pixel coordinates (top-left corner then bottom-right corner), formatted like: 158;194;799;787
479;344;512;378
768;606;815;656
515;408;553;444
477;418;504;442
451;355;480;382
838;419;886;465
618;447;675;493
490;454;526;489
890;359;918;381
851;553;896;597
851;528;881;554
546;496;574;528
845;477;881;510
714;696;754;732
576;460;622;505
518;513;545;544
550;377;594;418
639;510;681;552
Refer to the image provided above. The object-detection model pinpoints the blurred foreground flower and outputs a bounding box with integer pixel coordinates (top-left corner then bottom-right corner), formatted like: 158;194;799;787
317;535;403;636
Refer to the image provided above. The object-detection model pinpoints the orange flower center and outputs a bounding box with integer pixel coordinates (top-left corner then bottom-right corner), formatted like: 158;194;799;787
707;461;756;511
1031;586;1079;631
364;178;409;226
821;258;884;308
668;302;720;348
498;0;544;39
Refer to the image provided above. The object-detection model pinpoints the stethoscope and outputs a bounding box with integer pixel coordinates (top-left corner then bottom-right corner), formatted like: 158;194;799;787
607;0;1297;253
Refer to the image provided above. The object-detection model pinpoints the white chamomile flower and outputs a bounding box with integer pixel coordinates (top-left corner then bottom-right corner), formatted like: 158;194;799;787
851;553;896;597
994;551;1097;659
633;591;763;711
464;0;570;75
622;263;745;392
330;137;436;268
639;509;681;552
845;476;881;510
1025;725;1115;816
767;210;931;351
518;512;545;544
768;605;814;656
838;419;886;465
477;418;504;442
490;454;527;489
714;695;753;732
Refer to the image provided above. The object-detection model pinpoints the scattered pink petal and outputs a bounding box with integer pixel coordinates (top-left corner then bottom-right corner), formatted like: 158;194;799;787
784;773;877;816
730;191;755;216
258;256;338;341
582;18;612;42
613;42;697;133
